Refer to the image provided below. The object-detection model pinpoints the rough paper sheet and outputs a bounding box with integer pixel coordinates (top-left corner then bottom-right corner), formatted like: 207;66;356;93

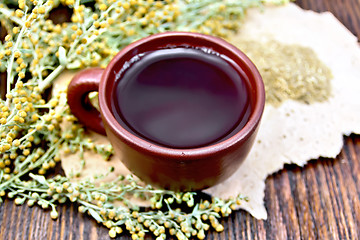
205;3;360;219
59;3;360;220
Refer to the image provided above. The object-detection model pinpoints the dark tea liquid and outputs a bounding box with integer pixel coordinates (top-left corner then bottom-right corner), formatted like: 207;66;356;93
112;47;251;148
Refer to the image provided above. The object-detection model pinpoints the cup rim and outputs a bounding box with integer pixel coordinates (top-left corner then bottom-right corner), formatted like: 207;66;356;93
99;31;265;159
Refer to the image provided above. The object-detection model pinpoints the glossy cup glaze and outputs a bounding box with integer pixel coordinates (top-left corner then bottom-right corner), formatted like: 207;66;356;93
67;32;265;191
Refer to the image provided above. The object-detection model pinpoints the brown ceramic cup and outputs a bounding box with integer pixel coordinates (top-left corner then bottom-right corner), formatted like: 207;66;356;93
67;32;265;191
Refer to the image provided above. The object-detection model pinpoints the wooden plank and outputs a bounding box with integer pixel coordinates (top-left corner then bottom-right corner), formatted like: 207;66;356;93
296;0;360;38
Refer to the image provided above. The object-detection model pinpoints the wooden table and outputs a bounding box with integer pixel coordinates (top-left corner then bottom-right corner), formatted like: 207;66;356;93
1;1;359;239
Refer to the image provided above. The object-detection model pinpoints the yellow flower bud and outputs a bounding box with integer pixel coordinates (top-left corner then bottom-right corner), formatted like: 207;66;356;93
0;118;6;125
3;144;11;151
38;6;46;14
19;110;27;117
65;0;75;5
19;72;25;79
6;42;13;48
123;2;130;10
107;18;114;25
23;149;30;156
109;228;117;238
13;27;20;34
15;9;24;18
14;51;21;58
50;211;58;219
99;4;107;11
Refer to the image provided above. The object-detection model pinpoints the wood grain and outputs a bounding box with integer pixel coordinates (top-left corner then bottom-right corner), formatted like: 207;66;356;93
0;0;360;239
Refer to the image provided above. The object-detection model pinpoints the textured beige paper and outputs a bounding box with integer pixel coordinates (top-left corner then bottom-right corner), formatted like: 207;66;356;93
59;3;360;219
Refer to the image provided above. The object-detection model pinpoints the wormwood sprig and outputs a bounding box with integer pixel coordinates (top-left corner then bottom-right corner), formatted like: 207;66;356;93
0;0;291;76
0;0;289;239
7;172;248;240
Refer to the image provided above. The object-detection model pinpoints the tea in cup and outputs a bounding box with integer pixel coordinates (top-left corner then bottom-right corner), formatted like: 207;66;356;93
67;32;265;191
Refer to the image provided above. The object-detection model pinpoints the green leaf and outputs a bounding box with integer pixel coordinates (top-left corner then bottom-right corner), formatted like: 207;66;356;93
29;173;48;186
20;49;33;54
88;208;103;222
66;59;81;69
58;46;67;66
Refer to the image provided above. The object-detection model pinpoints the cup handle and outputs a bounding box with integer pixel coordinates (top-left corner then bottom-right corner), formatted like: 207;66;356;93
67;68;106;135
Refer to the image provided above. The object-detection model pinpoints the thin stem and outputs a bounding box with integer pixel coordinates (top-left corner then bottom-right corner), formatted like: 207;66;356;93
38;65;65;92
10;183;48;193
18;129;36;142
78;199;103;211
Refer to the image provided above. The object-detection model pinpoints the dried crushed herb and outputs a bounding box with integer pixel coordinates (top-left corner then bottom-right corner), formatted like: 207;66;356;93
236;40;333;106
